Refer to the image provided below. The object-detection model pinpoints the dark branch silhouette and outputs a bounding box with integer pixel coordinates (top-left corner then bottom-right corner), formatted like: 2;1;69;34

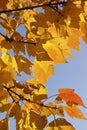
3;85;59;110
0;32;36;45
0;1;67;14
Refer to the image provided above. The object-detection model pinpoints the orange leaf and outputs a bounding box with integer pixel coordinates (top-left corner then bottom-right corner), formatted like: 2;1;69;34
65;104;87;120
58;88;85;107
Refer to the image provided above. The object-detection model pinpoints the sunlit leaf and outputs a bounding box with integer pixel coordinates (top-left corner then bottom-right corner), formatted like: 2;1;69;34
67;27;80;51
32;84;48;102
43;38;67;64
65;104;87;119
0;65;15;84
42;103;64;117
32;60;54;84
58;88;85;107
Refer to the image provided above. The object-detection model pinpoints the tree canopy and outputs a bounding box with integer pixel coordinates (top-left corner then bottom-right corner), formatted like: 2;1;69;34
0;0;87;130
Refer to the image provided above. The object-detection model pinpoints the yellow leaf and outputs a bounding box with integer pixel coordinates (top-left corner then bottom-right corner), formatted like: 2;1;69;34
42;103;64;117
0;65;15;84
67;27;80;51
0;99;11;113
0;58;6;70
32;60;54;84
47;23;58;37
32;85;48;102
80;22;87;44
47;118;75;130
22;101;41;114
1;52;12;65
43;38;67;64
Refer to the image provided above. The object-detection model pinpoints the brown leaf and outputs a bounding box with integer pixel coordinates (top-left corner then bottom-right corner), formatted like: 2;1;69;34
47;118;75;130
30;111;47;130
0;119;8;130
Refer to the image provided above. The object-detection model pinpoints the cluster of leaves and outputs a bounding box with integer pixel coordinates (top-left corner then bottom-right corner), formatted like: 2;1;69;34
0;0;87;129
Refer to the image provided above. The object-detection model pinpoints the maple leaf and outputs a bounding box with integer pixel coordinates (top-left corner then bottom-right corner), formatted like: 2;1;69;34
12;56;33;74
43;38;67;64
58;88;85;107
67;27;80;51
0;65;15;84
47;118;75;130
0;99;11;113
42;103;64;117
80;22;87;44
31;85;48;102
65;104;87;120
29;111;47;130
32;60;54;84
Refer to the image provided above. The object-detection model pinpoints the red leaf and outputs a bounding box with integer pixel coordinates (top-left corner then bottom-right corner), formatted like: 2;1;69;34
58;88;85;107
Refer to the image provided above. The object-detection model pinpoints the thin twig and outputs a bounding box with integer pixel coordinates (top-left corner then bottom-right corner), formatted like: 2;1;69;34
43;94;58;103
0;1;67;14
3;85;58;110
0;32;36;45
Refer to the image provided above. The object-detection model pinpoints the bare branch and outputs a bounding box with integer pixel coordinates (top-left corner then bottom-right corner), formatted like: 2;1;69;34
3;85;58;110
0;32;36;45
0;1;67;14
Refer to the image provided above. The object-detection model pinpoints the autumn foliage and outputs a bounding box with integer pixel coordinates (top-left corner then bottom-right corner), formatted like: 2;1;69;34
0;0;87;130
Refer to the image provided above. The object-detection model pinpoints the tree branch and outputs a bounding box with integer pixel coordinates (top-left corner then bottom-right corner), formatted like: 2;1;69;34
0;1;67;14
0;32;36;45
3;85;58;110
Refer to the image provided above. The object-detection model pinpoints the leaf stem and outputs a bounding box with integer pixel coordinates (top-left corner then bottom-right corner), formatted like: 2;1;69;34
3;85;58;110
0;32;36;45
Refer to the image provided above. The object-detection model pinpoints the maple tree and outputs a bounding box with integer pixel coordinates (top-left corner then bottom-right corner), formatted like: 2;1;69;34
0;0;87;129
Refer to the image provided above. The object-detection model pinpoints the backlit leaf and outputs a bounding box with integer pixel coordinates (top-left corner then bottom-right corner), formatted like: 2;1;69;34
58;88;85;107
43;38;67;64
12;56;33;74
65;104;87;119
32;60;54;84
32;84;48;102
30;111;47;130
67;28;80;51
47;118;75;130
0;65;15;84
